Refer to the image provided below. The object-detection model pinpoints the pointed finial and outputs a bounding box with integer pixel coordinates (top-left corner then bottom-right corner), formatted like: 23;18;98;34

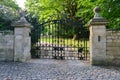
93;6;100;18
20;10;27;17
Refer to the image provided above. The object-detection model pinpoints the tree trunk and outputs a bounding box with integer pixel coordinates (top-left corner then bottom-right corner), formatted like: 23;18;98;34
73;34;78;40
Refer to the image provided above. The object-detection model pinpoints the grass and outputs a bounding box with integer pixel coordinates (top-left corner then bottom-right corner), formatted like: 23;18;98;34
39;37;89;48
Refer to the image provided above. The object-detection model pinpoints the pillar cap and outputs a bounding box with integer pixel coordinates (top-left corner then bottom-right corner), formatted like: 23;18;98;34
11;17;32;28
89;6;109;25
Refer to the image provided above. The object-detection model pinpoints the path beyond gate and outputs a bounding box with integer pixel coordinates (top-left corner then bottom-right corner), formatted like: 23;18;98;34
31;17;89;60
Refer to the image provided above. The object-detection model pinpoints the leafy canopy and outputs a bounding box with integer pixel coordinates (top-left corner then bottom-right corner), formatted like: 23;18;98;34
25;0;120;28
0;0;20;30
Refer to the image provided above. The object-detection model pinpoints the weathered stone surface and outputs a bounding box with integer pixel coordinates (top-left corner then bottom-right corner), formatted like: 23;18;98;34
0;31;14;61
106;39;112;42
90;25;107;66
0;17;31;62
89;6;120;66
89;6;108;66
107;42;120;47
14;27;31;62
106;30;120;66
12;17;32;62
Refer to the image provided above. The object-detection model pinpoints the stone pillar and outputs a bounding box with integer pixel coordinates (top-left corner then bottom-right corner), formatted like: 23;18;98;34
89;6;108;65
12;17;32;62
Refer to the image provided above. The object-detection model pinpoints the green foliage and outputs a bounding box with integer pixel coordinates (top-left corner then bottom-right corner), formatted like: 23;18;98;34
0;0;19;10
25;0;120;28
0;0;20;30
98;0;120;28
25;0;64;21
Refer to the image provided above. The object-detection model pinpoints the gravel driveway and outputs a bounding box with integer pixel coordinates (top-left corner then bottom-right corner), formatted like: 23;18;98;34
0;59;120;80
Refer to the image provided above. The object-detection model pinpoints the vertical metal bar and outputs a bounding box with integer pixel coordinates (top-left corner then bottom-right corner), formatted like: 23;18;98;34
86;39;88;60
70;25;72;60
59;20;61;59
84;30;86;60
57;21;59;58
39;24;42;58
46;23;47;59
41;23;44;59
81;28;84;60
38;25;40;58
51;21;53;58
63;20;65;59
73;31;74;60
66;19;68;59
85;29;88;60
37;25;39;58
54;21;57;58
77;29;79;60
48;21;50;59
83;29;86;60
73;26;75;60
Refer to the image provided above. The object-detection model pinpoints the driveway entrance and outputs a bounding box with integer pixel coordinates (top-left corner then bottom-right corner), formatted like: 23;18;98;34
0;59;120;80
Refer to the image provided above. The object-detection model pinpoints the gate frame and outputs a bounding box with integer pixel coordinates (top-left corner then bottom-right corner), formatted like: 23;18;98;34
31;17;89;60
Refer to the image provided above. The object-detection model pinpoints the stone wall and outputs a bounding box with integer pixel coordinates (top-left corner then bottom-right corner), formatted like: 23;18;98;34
0;31;14;61
106;30;120;66
0;16;31;62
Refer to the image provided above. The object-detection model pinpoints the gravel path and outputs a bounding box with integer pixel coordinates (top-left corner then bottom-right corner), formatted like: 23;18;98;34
0;59;120;80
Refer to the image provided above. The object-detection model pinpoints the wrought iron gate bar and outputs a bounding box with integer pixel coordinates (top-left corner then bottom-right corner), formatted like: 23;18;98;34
31;18;89;60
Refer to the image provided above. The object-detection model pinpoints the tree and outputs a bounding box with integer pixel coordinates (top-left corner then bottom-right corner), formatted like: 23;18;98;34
0;0;20;30
25;0;90;39
0;0;19;10
26;0;120;28
25;0;120;40
99;0;120;28
25;0;64;21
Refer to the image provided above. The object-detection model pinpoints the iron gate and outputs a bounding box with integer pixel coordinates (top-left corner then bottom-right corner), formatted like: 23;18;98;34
31;18;89;60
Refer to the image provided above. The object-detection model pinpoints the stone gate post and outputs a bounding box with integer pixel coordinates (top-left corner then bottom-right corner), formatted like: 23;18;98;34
89;6;108;65
12;17;32;62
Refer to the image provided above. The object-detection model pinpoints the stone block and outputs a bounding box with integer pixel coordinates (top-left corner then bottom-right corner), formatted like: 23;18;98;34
0;49;6;57
15;28;24;35
106;32;112;36
90;58;107;66
92;36;106;43
117;33;120;36
106;36;112;39
107;42;120;47
93;42;106;49
0;58;6;61
92;29;106;35
113;39;120;42
106;56;120;66
107;39;112;42
107;47;120;56
0;48;14;61
24;28;30;37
